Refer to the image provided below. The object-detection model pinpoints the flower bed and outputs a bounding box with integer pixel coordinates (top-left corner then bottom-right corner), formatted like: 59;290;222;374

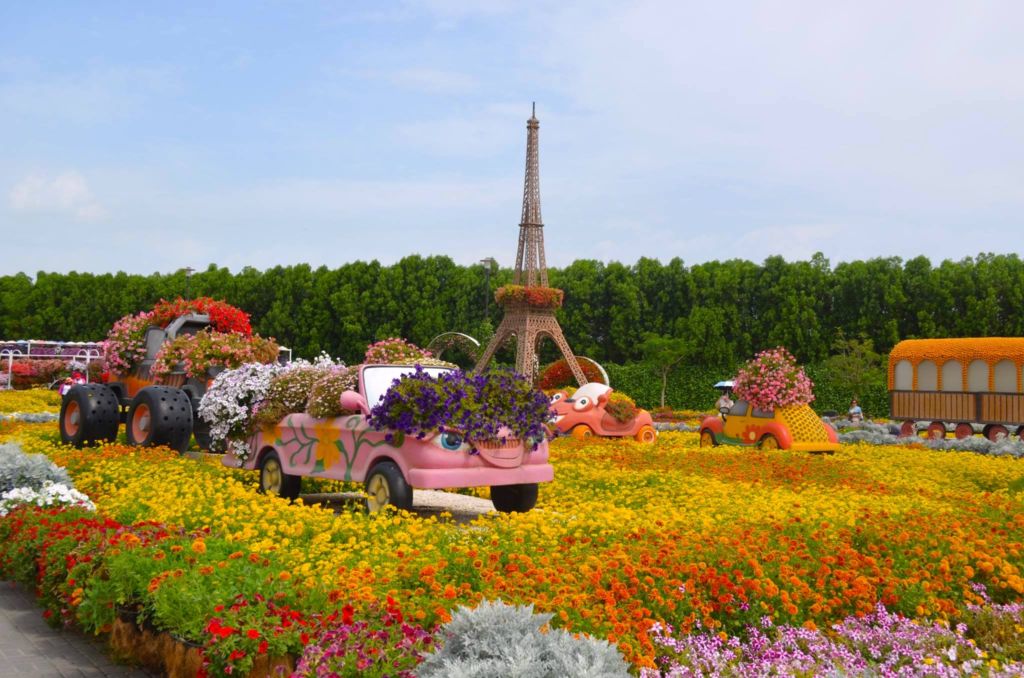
369;366;551;450
151;330;279;380
538;357;606;389
494;284;564;310
2;416;1024;674
102;297;266;377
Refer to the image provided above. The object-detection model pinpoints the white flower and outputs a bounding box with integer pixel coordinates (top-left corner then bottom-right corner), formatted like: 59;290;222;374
0;481;95;516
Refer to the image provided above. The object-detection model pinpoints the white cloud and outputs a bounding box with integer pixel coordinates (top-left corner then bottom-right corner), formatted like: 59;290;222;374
9;171;107;221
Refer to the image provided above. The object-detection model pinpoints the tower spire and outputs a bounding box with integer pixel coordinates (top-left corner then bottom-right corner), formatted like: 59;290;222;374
514;104;547;287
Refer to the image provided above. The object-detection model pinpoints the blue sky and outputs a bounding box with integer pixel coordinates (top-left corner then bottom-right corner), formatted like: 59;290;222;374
2;1;1022;275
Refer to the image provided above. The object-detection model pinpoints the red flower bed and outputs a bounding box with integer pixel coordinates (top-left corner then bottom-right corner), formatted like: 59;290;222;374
152;297;252;336
538;358;606;389
494;285;564;310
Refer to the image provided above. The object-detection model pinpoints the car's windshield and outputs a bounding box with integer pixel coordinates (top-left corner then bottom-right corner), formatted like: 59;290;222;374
362;365;456;409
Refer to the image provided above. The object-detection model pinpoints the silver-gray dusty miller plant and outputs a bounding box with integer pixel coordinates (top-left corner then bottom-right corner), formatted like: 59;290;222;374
0;442;72;492
415;599;630;678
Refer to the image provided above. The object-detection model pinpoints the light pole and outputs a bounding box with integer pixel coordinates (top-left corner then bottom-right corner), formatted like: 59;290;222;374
480;257;497;319
184;267;195;300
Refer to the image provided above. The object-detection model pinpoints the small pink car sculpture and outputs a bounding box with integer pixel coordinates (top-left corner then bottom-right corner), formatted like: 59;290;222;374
225;363;553;513
549;382;657;442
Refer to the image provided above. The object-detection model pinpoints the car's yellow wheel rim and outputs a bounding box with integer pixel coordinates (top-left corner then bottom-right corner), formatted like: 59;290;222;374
700;431;714;447
366;474;390;512
572;425;593;440
760;435;779;450
261;459;282;494
635;425;656;443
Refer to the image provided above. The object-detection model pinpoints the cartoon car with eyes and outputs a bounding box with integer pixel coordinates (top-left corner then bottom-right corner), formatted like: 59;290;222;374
549;382;657;442
228;363;553;513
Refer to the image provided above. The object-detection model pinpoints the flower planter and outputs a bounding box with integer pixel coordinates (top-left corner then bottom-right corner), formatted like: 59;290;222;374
165;634;204;678
114;602;142;628
248;654;296;678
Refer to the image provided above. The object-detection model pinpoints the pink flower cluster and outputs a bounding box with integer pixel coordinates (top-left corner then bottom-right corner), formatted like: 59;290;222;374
732;347;814;411
102;311;156;375
364;338;432;365
150;329;279;380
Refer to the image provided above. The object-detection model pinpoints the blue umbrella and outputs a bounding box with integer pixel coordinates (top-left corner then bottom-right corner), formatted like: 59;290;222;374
713;380;734;389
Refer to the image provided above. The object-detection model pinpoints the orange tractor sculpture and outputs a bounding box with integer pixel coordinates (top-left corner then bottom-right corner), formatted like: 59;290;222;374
59;301;278;453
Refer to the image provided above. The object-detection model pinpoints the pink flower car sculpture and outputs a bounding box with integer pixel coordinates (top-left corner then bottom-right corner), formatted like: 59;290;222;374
226;363;554;513
549;382;657;442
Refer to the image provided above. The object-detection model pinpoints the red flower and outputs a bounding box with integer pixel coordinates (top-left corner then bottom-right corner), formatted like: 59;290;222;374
342;604;354;625
257;640;268;655
228;649;246;661
246;629;259;639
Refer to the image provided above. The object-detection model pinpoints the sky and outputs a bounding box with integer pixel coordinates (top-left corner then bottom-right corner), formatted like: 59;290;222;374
2;1;1023;276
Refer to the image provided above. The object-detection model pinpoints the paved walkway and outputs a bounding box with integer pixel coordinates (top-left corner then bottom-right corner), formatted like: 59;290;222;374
0;583;152;678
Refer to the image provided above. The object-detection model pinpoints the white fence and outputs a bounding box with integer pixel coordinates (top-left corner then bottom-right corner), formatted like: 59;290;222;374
0;340;105;390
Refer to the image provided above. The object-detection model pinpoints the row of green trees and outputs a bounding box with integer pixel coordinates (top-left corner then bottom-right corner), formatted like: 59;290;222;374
1;252;1019;410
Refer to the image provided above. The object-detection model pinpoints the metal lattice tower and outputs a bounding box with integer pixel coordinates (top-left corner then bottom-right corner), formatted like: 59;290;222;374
514;103;548;287
474;105;588;386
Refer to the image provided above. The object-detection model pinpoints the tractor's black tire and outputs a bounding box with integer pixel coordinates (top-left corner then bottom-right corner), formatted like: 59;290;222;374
59;384;120;448
126;386;193;453
364;461;413;512
258;450;301;500
490;483;539;513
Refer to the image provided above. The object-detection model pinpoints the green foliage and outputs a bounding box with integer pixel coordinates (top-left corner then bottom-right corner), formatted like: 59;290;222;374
605;392;638;423
822;333;887;404
639;333;690;408
5;252;1022;381
417;599;631;678
0;442;71;492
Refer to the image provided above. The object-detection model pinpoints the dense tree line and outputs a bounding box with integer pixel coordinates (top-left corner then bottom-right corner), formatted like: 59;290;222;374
2;253;1022;373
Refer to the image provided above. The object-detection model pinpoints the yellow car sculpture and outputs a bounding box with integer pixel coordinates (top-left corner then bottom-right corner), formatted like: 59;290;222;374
699;400;840;453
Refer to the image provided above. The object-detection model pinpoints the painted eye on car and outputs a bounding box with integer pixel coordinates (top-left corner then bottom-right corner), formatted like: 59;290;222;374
550;392;564;403
573;396;590;411
437;431;466;451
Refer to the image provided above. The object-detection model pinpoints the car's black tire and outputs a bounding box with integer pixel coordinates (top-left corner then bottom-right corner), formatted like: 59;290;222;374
126;386;193;453
258;450;300;500
364;461;412;512
59;384;120;448
491;483;538;513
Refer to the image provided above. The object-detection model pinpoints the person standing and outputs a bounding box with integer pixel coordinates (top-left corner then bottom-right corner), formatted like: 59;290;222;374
848;398;863;423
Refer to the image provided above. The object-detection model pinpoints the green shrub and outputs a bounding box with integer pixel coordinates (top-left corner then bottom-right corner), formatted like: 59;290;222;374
416;599;630;678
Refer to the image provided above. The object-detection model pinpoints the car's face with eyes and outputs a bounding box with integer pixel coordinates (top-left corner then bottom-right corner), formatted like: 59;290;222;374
548;383;656;441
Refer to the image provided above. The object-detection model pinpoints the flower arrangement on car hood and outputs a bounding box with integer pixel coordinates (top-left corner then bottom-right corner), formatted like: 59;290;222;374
368;367;551;450
732;347;814;411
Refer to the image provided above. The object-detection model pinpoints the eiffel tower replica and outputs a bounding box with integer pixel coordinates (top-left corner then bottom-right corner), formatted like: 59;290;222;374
474;105;588;386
